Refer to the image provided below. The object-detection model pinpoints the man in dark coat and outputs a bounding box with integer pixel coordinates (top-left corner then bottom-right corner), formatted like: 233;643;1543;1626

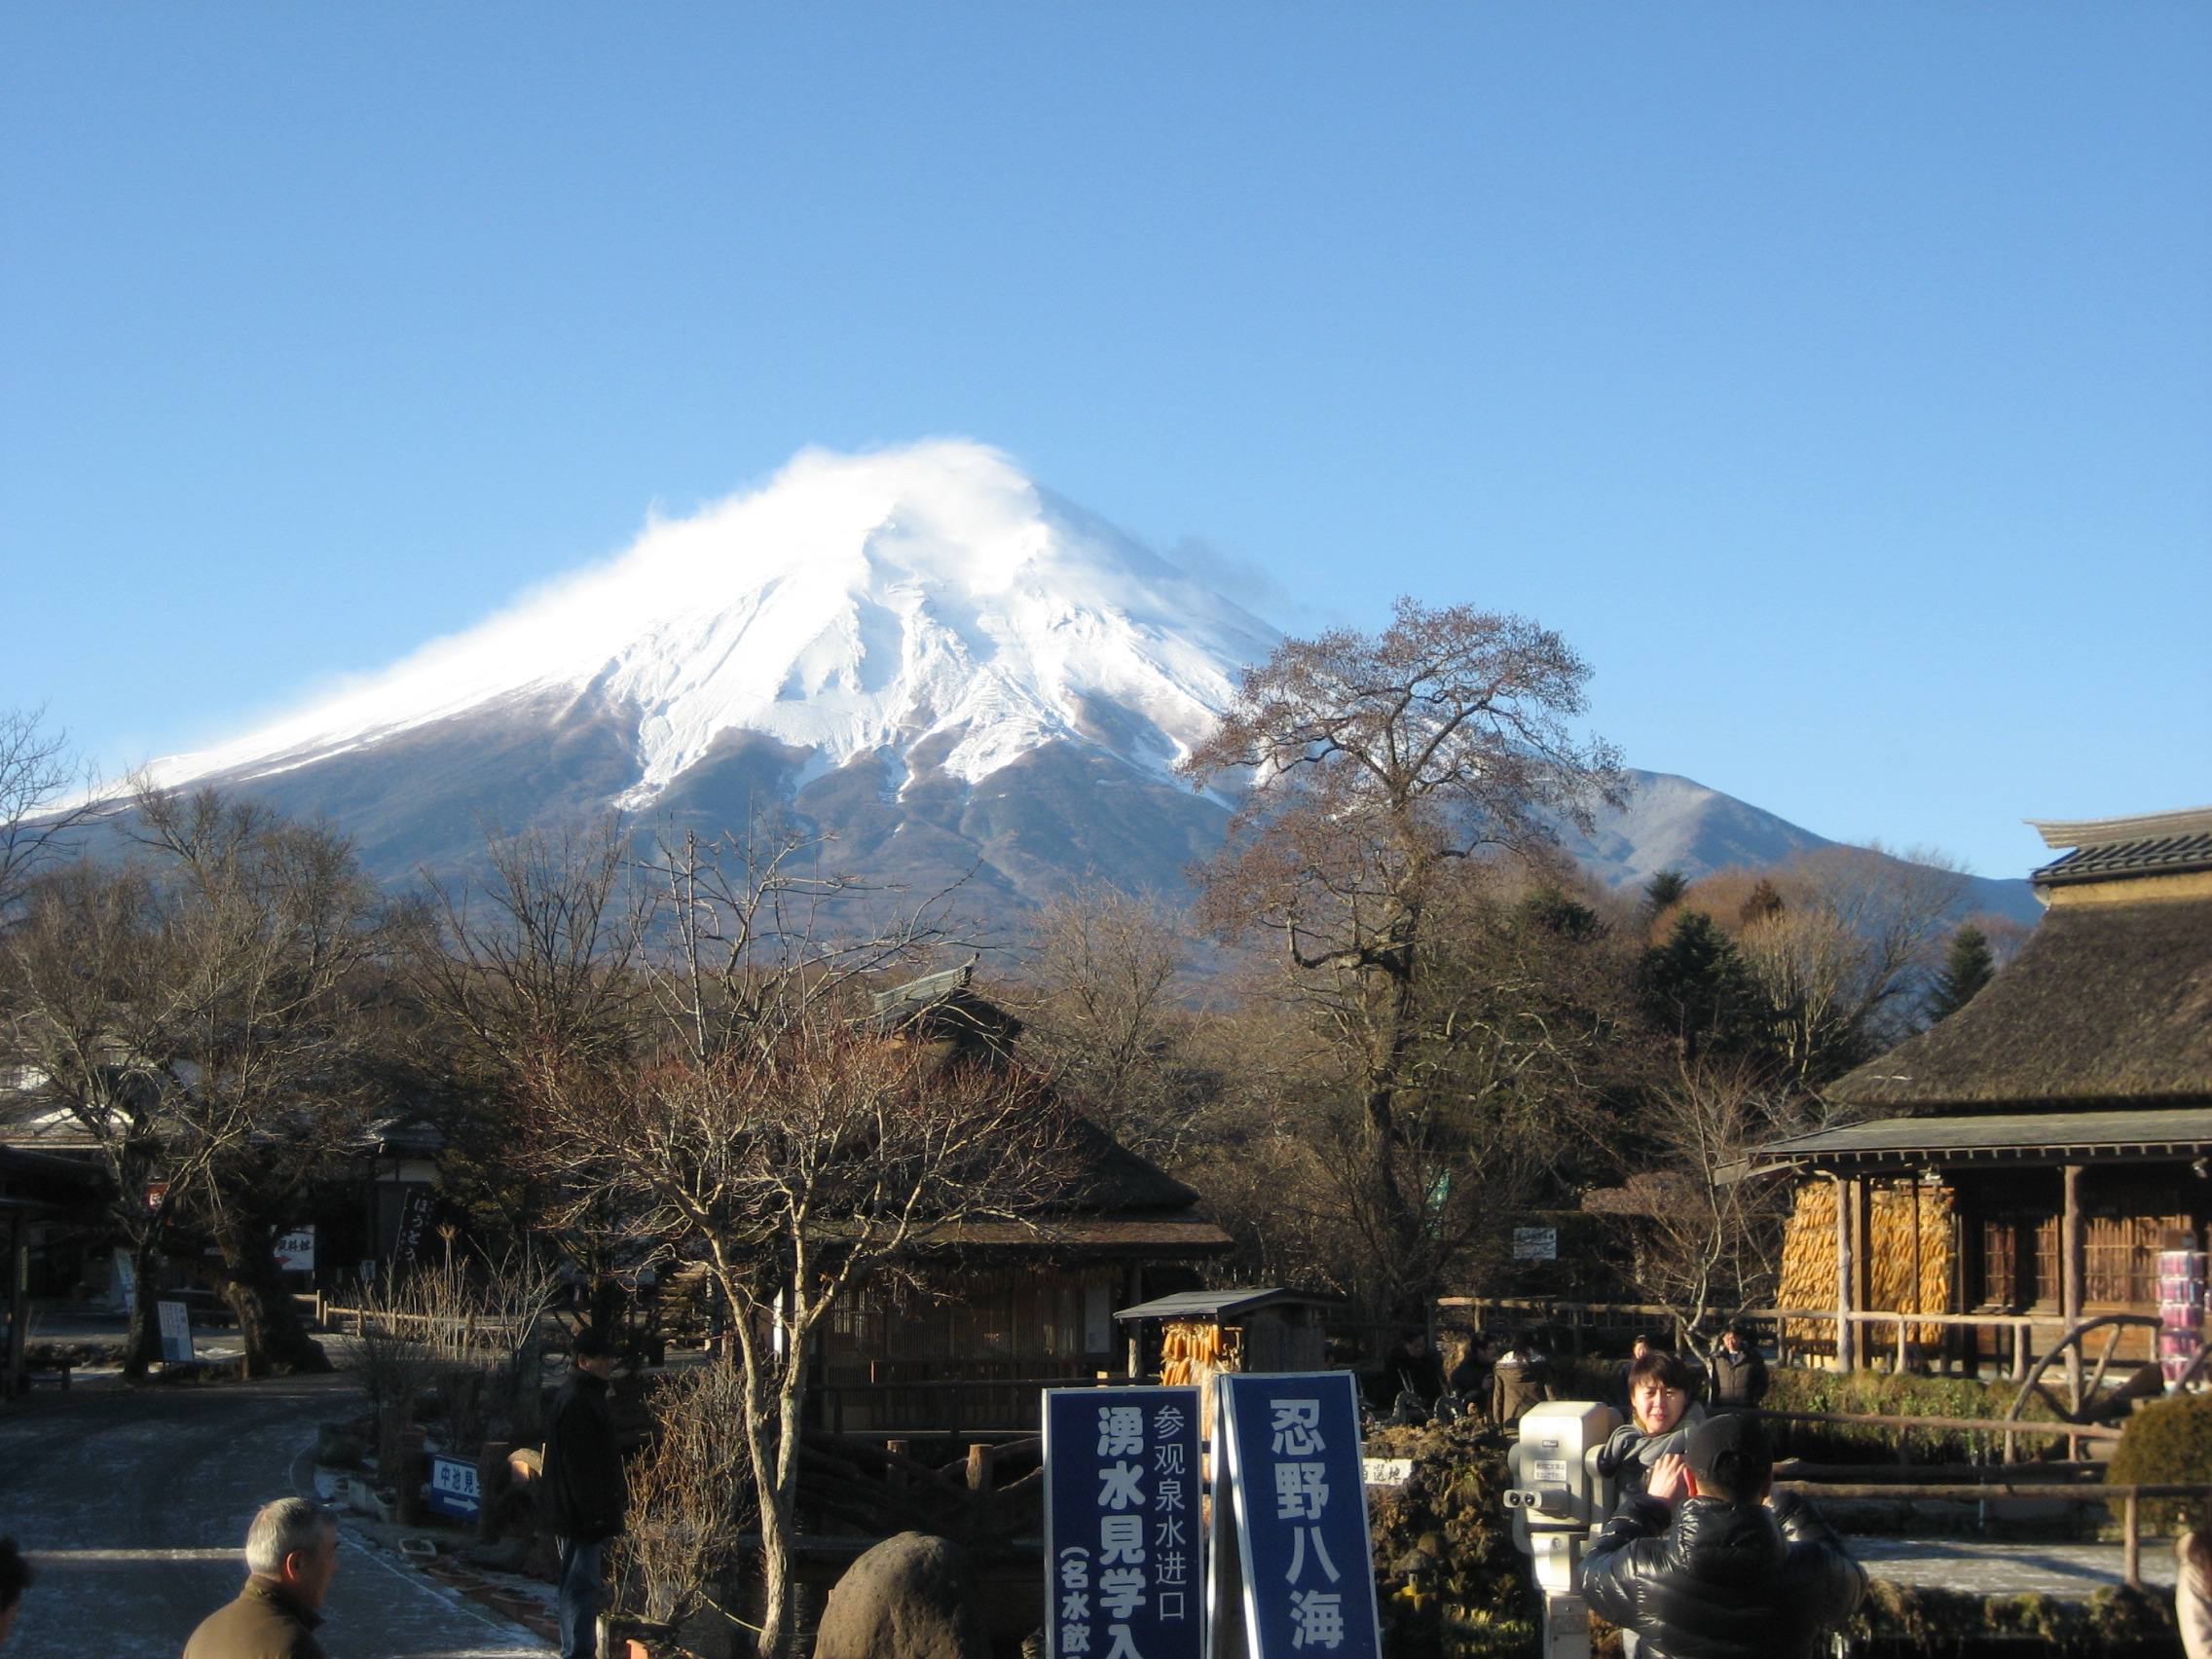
1582;1412;1864;1659
543;1327;627;1659
183;1498;338;1659
1707;1320;1770;1410
1491;1330;1556;1429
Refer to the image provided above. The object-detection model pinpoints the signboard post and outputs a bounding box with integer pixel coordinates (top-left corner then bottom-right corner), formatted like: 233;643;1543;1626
425;1455;483;1522
1044;1384;1204;1659
157;1299;195;1364
1211;1370;1382;1659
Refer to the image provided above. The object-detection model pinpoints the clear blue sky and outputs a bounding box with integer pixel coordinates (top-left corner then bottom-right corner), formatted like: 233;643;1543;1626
6;5;2207;881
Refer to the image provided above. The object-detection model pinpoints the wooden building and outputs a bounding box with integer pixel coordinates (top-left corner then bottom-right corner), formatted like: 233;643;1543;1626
1746;806;2212;1372
809;965;1233;1433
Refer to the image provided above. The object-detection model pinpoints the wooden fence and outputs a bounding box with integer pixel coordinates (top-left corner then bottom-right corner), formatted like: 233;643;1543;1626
1441;1295;2050;1378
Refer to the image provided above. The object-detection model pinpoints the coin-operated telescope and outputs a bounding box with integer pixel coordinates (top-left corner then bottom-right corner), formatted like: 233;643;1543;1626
1503;1401;1621;1659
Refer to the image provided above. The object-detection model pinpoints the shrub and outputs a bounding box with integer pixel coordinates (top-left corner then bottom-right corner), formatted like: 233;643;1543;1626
2107;1390;2212;1534
1366;1417;1537;1658
1847;1578;2176;1657
1763;1366;2060;1464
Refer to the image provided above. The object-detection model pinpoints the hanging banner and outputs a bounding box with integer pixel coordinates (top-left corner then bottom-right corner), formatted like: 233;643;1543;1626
392;1187;436;1266
1044;1384;1203;1659
1212;1371;1382;1659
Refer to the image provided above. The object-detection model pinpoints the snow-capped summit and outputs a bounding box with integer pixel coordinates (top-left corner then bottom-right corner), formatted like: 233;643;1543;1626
146;440;1278;810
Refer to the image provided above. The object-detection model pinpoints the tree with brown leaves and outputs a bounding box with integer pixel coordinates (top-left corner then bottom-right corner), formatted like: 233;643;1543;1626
1178;597;1621;1314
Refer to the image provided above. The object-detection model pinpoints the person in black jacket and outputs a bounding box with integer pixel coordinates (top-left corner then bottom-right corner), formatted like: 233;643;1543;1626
1707;1320;1769;1410
543;1328;627;1659
1582;1411;1864;1659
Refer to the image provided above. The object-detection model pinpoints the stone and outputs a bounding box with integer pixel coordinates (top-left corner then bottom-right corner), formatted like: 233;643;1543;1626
814;1532;989;1659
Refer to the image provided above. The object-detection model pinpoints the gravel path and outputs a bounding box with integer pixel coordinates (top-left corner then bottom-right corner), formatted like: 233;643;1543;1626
0;1371;549;1659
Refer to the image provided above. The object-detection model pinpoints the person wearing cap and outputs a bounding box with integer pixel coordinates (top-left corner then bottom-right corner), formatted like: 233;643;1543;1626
542;1327;627;1659
1582;1411;1864;1659
1707;1320;1769;1410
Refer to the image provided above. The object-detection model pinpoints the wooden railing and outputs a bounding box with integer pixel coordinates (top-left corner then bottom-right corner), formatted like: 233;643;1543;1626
1441;1296;2050;1378
808;1373;1145;1438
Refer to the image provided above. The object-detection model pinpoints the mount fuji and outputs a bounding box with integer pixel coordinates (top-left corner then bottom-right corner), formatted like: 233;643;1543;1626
129;441;2040;923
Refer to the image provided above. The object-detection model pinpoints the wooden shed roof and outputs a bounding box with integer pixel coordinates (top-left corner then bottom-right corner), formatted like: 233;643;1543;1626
1825;894;2212;1112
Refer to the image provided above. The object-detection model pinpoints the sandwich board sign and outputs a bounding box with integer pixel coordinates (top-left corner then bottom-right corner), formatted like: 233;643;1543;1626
157;1299;195;1364
1044;1384;1203;1659
1208;1370;1382;1659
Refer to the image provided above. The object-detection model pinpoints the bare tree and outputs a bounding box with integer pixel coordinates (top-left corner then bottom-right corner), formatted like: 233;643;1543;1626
525;1026;1074;1659
3;787;388;1374
0;706;96;916
1179;598;1622;1313
616;1359;757;1636
1010;882;1198;1161
1729;844;1968;1084
422;821;1068;1659
1583;1060;1807;1343
3;860;187;1373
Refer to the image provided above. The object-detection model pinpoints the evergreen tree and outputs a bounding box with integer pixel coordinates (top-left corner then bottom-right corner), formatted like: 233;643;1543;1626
1641;867;1690;918
1926;923;1996;1022
1639;909;1765;1062
1739;876;1785;926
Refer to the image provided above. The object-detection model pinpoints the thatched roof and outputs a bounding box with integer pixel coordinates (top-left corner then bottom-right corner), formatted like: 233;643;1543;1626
1826;895;2212;1112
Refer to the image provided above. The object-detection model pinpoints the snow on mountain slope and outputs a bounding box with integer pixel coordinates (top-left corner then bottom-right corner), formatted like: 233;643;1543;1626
144;441;1279;807
127;439;2039;923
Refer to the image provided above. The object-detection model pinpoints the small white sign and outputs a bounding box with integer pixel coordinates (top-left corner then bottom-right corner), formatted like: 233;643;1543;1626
1532;1458;1569;1486
1511;1226;1558;1262
1361;1456;1415;1488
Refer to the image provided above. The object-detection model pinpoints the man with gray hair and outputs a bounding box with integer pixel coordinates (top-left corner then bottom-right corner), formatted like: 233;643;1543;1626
184;1497;339;1659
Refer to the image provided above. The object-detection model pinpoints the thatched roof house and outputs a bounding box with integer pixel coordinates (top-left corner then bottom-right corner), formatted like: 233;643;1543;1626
817;966;1230;1431
1747;806;2212;1372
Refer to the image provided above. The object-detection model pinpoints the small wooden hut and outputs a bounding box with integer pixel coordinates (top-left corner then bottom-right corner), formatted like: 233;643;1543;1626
1115;1286;1343;1437
1747;806;2212;1371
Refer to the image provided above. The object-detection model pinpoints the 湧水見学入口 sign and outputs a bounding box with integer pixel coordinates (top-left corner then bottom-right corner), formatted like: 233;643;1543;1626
1044;1385;1202;1659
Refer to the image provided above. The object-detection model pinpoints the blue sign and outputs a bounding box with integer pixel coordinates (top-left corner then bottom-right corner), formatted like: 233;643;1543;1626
1044;1385;1203;1659
1214;1371;1381;1659
425;1455;481;1521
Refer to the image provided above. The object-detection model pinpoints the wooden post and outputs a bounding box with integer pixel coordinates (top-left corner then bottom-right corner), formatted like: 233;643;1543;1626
1832;1175;1857;1373
2062;1163;2085;1405
5;1216;26;1399
2010;1320;2028;1382
1894;1313;1907;1376
2124;1492;2141;1588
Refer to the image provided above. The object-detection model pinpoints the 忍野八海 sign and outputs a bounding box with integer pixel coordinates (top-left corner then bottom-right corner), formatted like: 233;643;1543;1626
1212;1370;1382;1659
